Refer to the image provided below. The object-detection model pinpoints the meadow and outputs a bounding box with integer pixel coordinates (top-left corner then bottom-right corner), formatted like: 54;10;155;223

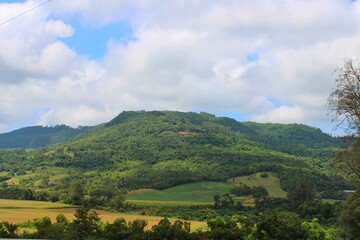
228;172;287;198
126;181;235;205
126;173;286;207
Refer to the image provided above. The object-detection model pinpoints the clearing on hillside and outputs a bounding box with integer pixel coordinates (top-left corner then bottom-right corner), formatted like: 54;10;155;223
228;172;287;198
126;181;235;204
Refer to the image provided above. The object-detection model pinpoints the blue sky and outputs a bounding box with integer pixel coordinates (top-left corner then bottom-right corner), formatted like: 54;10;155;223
0;0;359;135
61;20;134;59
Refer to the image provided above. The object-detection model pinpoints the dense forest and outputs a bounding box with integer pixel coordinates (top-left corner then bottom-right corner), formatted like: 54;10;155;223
0;125;94;149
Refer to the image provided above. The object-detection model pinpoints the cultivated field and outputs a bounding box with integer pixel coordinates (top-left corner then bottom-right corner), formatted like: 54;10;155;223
0;199;73;209
0;200;207;231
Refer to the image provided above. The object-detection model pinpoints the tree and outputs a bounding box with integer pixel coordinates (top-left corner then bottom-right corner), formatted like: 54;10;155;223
207;216;250;240
66;207;101;240
337;190;360;240
301;218;328;240
328;59;360;239
327;59;360;182
103;218;130;240
328;59;360;134
332;140;360;182
69;180;84;205
287;174;315;207
0;221;18;238
252;212;305;240
151;218;191;240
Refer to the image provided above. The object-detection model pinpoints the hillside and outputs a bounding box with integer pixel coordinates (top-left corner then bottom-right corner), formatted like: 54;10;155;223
0;125;94;149
0;111;351;202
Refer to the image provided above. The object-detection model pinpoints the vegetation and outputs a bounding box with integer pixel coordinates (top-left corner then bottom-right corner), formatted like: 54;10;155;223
229;172;287;198
127;182;235;203
0;125;94;149
327;59;360;239
0;111;350;200
0;207;338;239
0;110;355;239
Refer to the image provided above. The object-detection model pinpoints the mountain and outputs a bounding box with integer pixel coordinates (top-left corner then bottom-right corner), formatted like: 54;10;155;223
0;125;94;149
0;111;350;200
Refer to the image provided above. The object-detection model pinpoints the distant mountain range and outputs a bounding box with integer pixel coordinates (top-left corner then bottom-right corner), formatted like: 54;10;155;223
0;125;94;149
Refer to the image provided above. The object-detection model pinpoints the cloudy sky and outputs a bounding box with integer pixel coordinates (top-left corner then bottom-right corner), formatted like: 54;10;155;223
0;0;359;134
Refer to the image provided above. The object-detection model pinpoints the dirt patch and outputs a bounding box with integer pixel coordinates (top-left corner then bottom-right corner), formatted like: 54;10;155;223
178;131;198;135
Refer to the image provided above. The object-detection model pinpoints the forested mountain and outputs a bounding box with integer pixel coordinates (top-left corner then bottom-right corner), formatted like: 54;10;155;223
0;111;349;198
0;125;94;149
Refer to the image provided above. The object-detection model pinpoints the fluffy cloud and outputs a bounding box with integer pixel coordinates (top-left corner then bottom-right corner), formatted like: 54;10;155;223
0;0;360;133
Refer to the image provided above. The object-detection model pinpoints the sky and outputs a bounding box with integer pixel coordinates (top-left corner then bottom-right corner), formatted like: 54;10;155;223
0;0;359;134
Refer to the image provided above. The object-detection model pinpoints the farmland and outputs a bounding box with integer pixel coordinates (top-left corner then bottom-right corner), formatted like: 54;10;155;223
0;199;207;231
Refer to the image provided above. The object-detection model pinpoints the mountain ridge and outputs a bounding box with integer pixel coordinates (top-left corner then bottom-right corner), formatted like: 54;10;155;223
0;110;349;197
0;125;94;149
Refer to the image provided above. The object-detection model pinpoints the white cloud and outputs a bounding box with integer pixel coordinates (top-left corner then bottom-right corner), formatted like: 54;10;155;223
254;106;304;124
0;0;360;133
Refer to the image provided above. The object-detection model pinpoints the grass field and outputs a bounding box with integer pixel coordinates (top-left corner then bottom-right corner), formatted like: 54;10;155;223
228;172;287;198
127;200;214;206
126;182;235;204
0;199;207;231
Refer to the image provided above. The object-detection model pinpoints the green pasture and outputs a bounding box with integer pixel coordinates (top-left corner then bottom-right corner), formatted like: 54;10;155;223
126;181;235;204
126;200;213;206
228;172;287;198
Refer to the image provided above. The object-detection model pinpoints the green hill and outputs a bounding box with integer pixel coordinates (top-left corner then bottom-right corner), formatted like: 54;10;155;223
0;125;94;149
127;182;235;204
0;111;351;202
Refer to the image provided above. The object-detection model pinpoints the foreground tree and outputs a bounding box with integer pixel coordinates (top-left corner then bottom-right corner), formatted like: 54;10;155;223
337;190;360;240
251;212;305;239
328;59;360;136
328;59;360;239
64;207;101;240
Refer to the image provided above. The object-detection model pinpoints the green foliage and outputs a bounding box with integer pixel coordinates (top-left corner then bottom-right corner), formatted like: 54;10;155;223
151;218;191;240
0;110;350;204
298;200;340;225
213;193;239;210
230;184;268;199
33;216;61;239
260;172;269;178
0;208;337;240
207;215;253;240
337;190;360;240
287;173;315;207
230;172;287;198
301;218;330;240
0;221;17;238
65;207;102;240
252;211;305;240
0;125;93;149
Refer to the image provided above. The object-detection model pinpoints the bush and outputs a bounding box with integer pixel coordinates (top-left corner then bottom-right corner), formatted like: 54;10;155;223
260;173;269;178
